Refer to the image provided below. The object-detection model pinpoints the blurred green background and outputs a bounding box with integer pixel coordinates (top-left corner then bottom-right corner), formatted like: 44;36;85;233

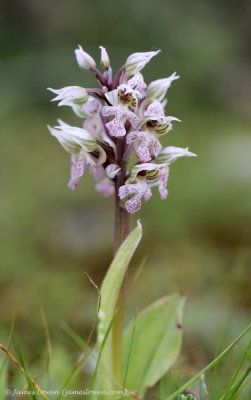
0;0;251;397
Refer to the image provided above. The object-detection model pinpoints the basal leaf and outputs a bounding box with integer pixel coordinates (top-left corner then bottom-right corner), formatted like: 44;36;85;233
123;293;185;397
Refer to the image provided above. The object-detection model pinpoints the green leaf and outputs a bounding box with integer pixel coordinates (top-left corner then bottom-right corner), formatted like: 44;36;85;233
123;292;185;397
96;221;142;390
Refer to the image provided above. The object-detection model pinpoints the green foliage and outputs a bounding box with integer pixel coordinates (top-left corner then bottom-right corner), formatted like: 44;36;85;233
123;293;185;397
166;324;251;400
96;221;142;391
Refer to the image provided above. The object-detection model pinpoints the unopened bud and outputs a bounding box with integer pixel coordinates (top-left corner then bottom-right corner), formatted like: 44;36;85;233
99;46;110;68
75;45;96;70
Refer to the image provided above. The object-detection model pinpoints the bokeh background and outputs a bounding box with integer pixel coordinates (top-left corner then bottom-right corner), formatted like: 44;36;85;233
1;0;251;397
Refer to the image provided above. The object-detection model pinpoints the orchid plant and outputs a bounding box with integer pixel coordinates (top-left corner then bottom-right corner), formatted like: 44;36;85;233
48;46;197;399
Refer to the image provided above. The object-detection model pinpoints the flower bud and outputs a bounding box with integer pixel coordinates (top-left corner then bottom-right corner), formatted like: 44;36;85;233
155;146;197;165
48;86;88;107
99;46;110;68
146;72;180;101
125;50;160;76
75;45;96;70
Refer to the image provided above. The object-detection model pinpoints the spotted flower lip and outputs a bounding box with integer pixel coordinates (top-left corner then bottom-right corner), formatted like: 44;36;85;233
48;86;88;107
146;72;180;101
125;50;161;76
75;45;96;70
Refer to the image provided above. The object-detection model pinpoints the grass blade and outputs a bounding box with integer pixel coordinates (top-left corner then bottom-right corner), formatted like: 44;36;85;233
219;339;251;400
90;311;118;396
166;324;251;400
0;344;49;400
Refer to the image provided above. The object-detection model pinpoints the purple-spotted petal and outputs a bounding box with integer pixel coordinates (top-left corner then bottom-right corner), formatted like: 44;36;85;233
145;100;165;116
68;152;85;190
158;166;169;199
119;180;152;214
102;105;140;137
128;73;147;98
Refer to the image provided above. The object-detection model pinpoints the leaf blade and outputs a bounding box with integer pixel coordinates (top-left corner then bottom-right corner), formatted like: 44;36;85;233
96;221;142;390
123;293;185;396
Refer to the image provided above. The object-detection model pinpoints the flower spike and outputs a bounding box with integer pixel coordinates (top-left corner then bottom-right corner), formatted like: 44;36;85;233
48;45;196;208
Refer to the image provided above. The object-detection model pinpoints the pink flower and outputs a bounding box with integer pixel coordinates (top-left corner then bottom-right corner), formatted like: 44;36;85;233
48;120;106;190
126;130;162;162
127;110;180;162
119;163;167;213
48;46;197;203
119;179;152;214
102;84;140;137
